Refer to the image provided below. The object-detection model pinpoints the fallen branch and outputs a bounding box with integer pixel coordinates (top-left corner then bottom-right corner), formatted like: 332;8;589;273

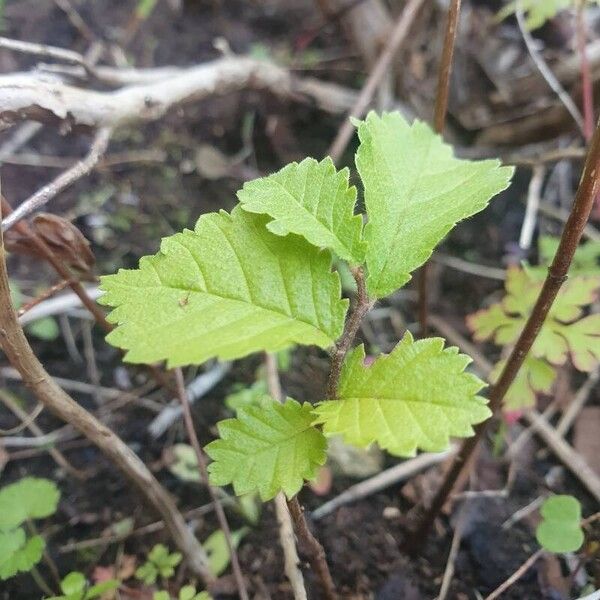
0;55;359;131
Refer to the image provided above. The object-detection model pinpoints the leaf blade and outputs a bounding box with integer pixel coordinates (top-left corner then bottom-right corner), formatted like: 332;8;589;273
100;207;347;367
356;112;513;298
313;334;490;456
238;157;366;263
206;399;327;500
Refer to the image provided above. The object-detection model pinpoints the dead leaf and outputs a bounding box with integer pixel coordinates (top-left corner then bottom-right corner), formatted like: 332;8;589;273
5;213;95;277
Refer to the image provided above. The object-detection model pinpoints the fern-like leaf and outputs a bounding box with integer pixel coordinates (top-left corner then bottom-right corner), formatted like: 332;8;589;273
238;157;366;263
205;399;327;500
100;207;347;367
313;333;490;456
355;112;514;298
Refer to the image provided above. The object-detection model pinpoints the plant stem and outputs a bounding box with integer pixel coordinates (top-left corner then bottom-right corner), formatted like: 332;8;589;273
327;0;426;164
326;266;372;399
30;565;55;597
264;354;338;600
172;368;249;600
286;497;338;600
409;115;600;547
577;2;594;142
418;0;461;336
0;203;213;582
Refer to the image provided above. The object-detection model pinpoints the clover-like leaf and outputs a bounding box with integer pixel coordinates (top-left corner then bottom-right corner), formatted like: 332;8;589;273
468;268;600;371
100;207;347;367
536;495;584;553
238;157;366;263
355;111;513;298
313;333;490;456
59;571;86;596
0;530;44;580
206;399;327;500
491;355;556;411
0;477;60;531
203;528;248;576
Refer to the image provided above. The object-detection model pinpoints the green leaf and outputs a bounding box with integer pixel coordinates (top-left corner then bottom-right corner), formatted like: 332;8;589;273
468;268;600;371
203;528;248;576
27;317;60;341
497;0;573;30
85;579;120;599
0;531;44;580
536;495;584;553
355;112;513;298
539;236;600;277
135;561;158;585
492;355;557;411
0;477;60;530
60;572;86;595
168;444;201;482
206;399;327;500
313;333;490;456
153;593;170;600
224;380;271;414
238;157;366;263
100;207;347;367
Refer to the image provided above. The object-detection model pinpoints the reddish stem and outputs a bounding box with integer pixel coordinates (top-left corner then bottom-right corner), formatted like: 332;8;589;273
408;115;600;548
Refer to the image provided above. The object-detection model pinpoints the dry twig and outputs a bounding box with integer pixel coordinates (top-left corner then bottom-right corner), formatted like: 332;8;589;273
173;369;248;600
264;353;337;600
2;127;112;232
327;0;425;163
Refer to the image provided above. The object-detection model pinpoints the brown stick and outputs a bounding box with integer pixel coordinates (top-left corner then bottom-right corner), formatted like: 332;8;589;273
418;0;461;336
484;549;544;600
327;0;426;164
0;207;213;582
2;127;111;232
326;266;372;399
172;368;248;600
409;116;600;547
264;355;338;600
286;497;338;600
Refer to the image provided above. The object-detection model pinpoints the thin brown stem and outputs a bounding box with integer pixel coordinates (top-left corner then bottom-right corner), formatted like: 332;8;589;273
484;549;544;600
172;368;248;600
418;0;461;336
2;128;111;232
326;266;371;399
0;203;213;582
286;497;338;600
577;2;594;142
409;116;600;547
327;0;426;164
264;354;337;600
17;279;72;316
